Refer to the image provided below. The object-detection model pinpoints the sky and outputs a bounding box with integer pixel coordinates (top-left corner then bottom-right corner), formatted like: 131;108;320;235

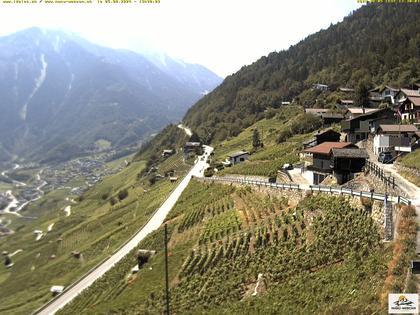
0;0;362;77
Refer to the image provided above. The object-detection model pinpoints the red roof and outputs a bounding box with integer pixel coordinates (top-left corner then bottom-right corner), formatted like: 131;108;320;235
304;142;353;155
407;96;420;107
400;88;420;98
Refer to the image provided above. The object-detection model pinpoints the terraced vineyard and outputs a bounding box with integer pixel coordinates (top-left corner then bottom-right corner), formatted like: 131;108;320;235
59;180;389;315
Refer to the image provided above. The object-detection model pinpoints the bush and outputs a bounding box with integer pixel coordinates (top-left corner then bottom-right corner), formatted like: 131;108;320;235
118;189;129;201
204;168;214;177
101;193;109;200
148;174;157;186
109;197;117;206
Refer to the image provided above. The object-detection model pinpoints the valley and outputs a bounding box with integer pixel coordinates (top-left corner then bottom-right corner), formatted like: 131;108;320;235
0;2;419;315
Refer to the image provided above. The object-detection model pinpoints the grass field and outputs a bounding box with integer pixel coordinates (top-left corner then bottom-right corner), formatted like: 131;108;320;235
398;149;420;170
214;106;320;177
397;149;420;187
0;152;191;314
58;180;396;315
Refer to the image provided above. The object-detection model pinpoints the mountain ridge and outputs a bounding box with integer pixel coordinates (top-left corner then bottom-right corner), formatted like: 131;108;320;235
0;27;222;163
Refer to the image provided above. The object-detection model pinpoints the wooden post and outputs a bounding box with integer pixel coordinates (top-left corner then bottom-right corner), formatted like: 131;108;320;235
164;224;170;315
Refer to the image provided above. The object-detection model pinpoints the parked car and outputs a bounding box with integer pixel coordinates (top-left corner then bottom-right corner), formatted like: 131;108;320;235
268;176;277;183
378;151;393;164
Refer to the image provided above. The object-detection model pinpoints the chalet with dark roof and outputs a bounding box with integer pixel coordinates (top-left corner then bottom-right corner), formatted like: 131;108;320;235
379;85;399;104
303;129;341;149
183;141;203;156
341;107;395;143
304;108;343;125
304;142;368;184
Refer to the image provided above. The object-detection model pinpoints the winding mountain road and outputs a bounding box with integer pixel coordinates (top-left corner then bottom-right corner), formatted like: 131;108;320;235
35;145;213;315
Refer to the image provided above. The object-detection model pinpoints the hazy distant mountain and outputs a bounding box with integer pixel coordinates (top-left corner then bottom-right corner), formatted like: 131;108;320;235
142;51;221;96
0;28;222;163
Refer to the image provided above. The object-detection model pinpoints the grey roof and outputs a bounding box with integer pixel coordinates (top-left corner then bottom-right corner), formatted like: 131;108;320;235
228;151;249;158
331;148;369;159
379;124;418;133
315;129;341;136
339;87;355;92
185;142;201;147
305;108;330;114
322;113;344;119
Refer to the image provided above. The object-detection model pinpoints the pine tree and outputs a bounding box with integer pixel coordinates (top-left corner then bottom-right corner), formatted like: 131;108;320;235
355;82;370;107
252;129;261;149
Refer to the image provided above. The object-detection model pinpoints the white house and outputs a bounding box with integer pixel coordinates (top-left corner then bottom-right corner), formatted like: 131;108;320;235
312;83;329;91
379;85;399;104
373;124;418;155
228;151;249;165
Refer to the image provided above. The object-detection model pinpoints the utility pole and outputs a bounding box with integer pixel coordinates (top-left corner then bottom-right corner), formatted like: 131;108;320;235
164;224;170;315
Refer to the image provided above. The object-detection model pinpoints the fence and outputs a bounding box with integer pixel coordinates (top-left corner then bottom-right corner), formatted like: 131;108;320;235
365;160;396;189
199;176;411;205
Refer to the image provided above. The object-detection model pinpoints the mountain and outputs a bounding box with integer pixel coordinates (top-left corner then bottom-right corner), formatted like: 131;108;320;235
183;3;420;143
0;28;222;163
141;51;221;96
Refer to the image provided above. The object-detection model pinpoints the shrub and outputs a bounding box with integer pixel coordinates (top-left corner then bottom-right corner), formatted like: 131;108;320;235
118;189;129;201
109;197;117;206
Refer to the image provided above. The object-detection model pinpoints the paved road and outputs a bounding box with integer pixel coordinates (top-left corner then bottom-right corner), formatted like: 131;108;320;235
367;155;420;253
36;145;213;315
178;124;193;137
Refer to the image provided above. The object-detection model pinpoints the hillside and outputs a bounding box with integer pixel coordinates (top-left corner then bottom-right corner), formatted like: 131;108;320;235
183;3;420;143
0;146;193;314
57;180;416;314
0;28;222;163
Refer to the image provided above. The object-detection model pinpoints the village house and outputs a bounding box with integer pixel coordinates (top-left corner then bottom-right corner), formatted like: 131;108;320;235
305;108;330;117
304;108;343;125
379;85;399;104
368;86;383;105
312;83;329;91
338;87;355;93
344;107;379;120
303;129;341;149
184;142;202;152
304;142;368;184
394;89;420;123
341;107;395;143
338;99;354;107
322;113;344;125
373;124;419;156
395;88;420;104
161;149;175;158
228;151;249;165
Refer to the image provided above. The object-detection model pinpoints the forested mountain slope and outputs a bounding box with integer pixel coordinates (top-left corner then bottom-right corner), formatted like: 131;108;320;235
183;4;420;143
